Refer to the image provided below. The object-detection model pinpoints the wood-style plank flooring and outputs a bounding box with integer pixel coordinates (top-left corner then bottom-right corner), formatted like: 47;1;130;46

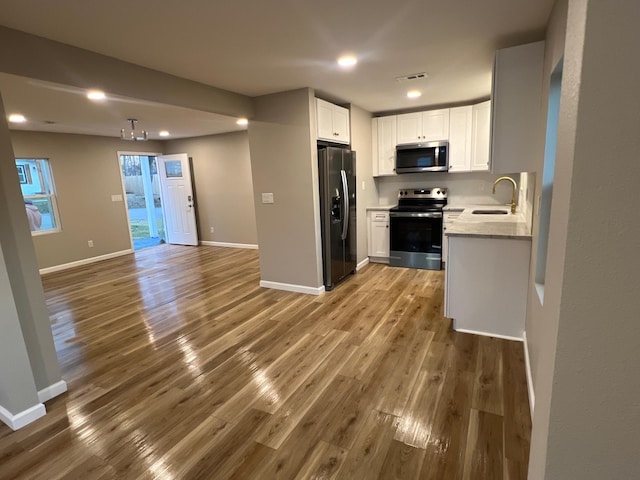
0;245;531;479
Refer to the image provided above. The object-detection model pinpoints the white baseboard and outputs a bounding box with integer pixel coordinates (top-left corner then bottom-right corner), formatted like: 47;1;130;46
356;258;370;271
0;403;46;431
200;241;258;250
454;327;523;343
39;249;133;275
368;257;390;264
37;380;68;404
523;331;535;417
260;280;324;296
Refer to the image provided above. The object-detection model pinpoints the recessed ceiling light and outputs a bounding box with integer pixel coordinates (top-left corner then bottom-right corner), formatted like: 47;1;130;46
87;90;106;101
159;130;170;137
337;55;358;68
236;118;248;126
8;113;26;123
407;90;422;99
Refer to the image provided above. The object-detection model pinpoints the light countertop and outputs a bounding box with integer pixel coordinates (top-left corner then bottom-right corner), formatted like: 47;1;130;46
445;205;532;239
366;205;396;211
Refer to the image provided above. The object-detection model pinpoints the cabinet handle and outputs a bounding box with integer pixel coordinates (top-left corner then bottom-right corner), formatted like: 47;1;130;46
386;225;389;229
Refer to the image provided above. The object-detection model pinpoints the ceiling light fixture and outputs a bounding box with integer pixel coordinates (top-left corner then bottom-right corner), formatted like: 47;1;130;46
159;130;170;137
87;90;106;101
8;113;26;123
407;90;422;99
120;118;148;141
337;55;358;68
236;118;248;126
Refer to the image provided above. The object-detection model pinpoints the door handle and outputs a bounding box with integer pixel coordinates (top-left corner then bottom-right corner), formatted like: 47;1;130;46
340;169;349;241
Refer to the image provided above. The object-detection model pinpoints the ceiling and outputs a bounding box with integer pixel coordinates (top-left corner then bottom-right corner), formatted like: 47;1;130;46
0;0;555;137
0;73;244;139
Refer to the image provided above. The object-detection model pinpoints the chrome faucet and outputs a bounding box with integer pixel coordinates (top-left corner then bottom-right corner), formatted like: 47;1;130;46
492;176;518;214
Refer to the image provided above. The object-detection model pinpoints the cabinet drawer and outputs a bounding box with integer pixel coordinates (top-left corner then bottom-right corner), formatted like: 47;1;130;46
371;211;389;222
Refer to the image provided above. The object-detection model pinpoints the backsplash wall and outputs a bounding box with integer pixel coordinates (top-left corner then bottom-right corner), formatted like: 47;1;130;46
374;171;521;207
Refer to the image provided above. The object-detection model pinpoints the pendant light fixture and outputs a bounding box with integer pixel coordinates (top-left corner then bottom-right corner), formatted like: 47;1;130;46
121;118;148;141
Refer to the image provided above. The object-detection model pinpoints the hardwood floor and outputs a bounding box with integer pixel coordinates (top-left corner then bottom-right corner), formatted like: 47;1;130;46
0;245;531;479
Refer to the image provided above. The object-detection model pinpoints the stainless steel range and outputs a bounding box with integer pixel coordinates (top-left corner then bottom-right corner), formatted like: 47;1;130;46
389;188;447;270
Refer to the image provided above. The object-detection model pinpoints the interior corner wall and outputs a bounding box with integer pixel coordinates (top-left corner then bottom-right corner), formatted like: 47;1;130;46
349;105;377;263
163;131;258;246
524;0;568;409
0;96;62;392
247;88;322;289
529;0;640;477
10;131;164;269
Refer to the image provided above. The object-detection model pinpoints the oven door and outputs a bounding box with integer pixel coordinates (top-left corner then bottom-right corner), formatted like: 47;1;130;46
389;211;443;270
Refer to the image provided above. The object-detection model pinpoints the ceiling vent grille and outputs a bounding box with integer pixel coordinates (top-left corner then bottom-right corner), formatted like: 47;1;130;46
395;72;428;82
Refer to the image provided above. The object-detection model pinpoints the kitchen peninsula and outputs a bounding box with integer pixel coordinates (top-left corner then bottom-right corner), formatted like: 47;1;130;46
444;208;532;340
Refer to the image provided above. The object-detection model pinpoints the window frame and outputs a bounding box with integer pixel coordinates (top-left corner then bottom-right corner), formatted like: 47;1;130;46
16;158;62;236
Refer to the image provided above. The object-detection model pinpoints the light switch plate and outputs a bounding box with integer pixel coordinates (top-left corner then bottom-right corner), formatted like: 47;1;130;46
261;193;274;204
111;194;123;202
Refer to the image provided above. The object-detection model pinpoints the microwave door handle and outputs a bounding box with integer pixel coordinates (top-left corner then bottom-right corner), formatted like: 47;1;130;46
340;169;349;241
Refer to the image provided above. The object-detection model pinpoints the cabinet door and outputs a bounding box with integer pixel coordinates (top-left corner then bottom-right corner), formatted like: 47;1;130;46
448;106;472;173
332;104;350;144
422;109;450;141
471;100;491;171
396;112;422;144
316;98;335;141
491;41;544;174
370;221;390;258
377;116;397;175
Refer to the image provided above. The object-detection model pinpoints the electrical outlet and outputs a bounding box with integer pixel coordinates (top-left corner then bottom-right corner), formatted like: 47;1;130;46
210;227;214;233
88;240;94;248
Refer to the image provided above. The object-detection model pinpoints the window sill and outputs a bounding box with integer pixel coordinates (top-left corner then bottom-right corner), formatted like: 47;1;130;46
31;228;61;237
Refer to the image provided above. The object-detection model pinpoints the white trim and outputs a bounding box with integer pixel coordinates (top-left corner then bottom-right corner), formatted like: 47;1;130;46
453;327;523;342
39;249;133;275
37;380;68;403
0;403;46;431
523;331;535;417
368;257;390;264
200;241;258;250
356;257;370;271
260;280;324;296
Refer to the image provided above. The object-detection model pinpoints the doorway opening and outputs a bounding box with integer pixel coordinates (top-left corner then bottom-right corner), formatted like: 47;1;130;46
119;154;166;251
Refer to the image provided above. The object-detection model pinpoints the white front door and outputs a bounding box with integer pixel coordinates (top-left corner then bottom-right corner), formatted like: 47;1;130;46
157;154;198;246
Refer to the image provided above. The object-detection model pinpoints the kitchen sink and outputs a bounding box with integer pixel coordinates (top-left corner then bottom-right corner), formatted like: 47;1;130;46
472;209;509;215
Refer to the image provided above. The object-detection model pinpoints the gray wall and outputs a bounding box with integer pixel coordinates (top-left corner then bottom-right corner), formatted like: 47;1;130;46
164;131;258;246
248;88;322;289
0;241;40;415
11;131;164;268
528;0;640;477
349;105;377;263
0;96;62;394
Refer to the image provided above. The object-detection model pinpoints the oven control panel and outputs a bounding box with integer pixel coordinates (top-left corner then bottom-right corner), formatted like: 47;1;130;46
398;188;447;199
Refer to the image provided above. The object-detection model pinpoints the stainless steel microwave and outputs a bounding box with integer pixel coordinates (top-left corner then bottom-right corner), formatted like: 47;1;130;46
395;141;448;173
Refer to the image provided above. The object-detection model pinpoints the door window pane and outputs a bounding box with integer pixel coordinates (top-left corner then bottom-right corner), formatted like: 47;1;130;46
164;160;183;178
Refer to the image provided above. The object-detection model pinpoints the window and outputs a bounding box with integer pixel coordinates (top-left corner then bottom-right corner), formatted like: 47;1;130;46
535;59;563;302
16;158;61;234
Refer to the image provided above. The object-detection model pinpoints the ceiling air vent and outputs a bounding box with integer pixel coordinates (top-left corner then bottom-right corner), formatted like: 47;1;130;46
395;72;428;82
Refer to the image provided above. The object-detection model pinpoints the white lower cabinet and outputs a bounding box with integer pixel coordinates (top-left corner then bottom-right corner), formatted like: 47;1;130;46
367;211;390;262
445;235;531;339
442;210;463;265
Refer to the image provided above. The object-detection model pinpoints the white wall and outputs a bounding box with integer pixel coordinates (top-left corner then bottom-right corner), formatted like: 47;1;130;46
528;0;640;477
349;105;378;263
374;171;519;207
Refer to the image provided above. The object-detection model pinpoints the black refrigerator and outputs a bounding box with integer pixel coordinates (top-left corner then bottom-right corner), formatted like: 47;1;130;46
318;145;357;291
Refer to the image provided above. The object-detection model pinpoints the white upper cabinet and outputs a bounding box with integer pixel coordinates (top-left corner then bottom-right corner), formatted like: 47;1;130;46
316;98;350;144
447;106;473;173
396;109;450;144
471;100;491;171
491;41;545;174
373;116;397;176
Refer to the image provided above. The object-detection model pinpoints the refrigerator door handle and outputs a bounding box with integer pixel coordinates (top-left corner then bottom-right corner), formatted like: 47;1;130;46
340;169;349;241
